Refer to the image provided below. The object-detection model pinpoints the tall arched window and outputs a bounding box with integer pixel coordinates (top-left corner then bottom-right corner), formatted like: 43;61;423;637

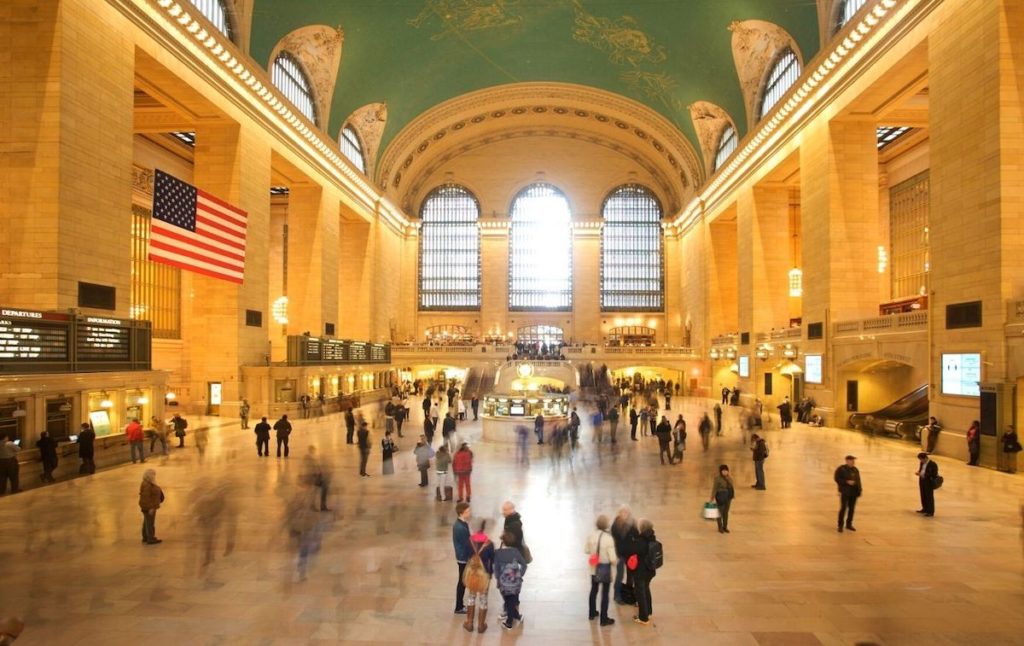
340;125;366;173
509;183;573;310
834;0;869;33
272;52;317;125
759;49;801;119
713;125;738;171
188;0;234;41
419;184;480;310
600;185;663;311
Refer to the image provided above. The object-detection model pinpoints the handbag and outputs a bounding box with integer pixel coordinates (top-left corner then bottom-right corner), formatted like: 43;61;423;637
932;475;944;489
703;501;720;519
521;542;533;564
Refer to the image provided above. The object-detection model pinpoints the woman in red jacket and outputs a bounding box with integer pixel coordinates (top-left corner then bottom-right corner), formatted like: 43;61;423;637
453;442;474;503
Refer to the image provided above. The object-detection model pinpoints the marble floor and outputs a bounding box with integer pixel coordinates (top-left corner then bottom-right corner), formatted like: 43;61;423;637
1;397;1022;646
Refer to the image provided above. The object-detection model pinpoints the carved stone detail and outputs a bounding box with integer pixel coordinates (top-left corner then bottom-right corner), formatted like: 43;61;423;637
729;20;802;131
346;102;388;178
688;101;737;176
377;83;702;211
271;25;344;129
133;164;154;196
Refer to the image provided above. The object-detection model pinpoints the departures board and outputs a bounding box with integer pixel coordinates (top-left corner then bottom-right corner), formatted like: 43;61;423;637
286;335;391;365
0;308;151;373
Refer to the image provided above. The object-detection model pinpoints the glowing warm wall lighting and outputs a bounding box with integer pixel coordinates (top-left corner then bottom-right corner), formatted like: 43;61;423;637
877;246;888;273
788;268;803;297
272;296;289;324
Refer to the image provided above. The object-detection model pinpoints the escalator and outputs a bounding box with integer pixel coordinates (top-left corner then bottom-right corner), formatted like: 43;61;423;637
848;385;929;440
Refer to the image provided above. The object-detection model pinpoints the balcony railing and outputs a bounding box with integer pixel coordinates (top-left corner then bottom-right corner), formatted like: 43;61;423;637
833;311;928;337
711;334;737;346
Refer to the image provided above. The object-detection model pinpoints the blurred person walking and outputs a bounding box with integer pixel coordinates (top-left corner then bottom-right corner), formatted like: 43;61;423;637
381;429;398;476
414;437;434;487
239;399;250;430
435;444;452;501
611;506;637;605
0;434;22;494
171;413;188;447
148;415;168;456
357;418;371;478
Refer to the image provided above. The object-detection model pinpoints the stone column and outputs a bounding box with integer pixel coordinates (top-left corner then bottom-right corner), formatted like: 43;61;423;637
928;0;1024;436
572;226;601;344
0;0;134;313
189;123;271;406
707;216;739;336
337;212;371;340
286;184;339;337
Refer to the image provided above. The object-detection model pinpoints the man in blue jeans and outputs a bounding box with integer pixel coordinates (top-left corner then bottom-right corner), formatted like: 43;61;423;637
452;502;473;614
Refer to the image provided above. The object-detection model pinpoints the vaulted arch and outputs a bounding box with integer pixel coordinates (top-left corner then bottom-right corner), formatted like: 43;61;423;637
728;20;804;131
268;24;344;131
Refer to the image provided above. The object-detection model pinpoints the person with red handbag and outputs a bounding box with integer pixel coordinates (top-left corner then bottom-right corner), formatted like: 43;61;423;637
584;515;617;626
452;442;474;503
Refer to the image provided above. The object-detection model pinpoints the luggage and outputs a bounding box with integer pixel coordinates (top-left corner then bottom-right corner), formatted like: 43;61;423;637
619;582;636;605
703;502;720;519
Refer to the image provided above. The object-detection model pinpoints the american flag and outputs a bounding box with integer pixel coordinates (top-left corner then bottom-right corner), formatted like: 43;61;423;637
150;170;248;284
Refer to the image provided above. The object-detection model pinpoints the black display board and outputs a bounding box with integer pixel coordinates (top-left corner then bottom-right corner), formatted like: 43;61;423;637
0;308;151;373
287;336;391;365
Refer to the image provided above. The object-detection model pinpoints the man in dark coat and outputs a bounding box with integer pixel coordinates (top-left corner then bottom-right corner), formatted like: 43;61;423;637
273;414;292;458
253;416;271;457
357;421;371;477
36;431;59;483
77;423;96;474
629;406;639;441
344;408;356;444
626;520;659;624
501;501;525;553
655;416;673;465
915;452;939;516
834;455;862;532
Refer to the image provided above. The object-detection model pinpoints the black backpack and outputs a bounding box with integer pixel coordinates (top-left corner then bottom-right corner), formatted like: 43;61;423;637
645;539;664;571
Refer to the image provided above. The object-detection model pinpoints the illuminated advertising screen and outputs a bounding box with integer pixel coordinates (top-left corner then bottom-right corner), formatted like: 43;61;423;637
738;356;749;378
805;355;823;384
941;353;981;396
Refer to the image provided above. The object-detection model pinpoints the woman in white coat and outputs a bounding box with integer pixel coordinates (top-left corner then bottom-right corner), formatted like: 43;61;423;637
584;514;618;627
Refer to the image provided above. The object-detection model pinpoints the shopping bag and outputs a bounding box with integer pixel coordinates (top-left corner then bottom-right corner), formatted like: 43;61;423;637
703;502;720;520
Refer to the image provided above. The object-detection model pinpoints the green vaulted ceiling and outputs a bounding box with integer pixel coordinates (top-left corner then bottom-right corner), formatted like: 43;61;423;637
250;0;820;158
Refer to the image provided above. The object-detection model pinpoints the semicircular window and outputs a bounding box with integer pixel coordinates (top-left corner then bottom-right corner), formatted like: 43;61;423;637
714;125;738;172
834;0;869;33
759;49;801;119
272;51;317;126
419;184;480;310
340;126;366;173
188;0;234;41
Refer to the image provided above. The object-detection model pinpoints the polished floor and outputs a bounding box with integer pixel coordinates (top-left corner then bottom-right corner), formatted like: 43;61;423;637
1;397;1022;645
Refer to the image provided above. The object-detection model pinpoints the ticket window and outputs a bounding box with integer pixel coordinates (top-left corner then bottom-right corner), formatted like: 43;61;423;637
0;404;25;443
46;398;73;441
87;392;119;435
208;382;222;416
125;390;150;426
275;380;297;403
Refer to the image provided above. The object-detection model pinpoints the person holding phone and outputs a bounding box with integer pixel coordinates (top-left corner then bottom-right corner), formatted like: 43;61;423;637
0;434;22;495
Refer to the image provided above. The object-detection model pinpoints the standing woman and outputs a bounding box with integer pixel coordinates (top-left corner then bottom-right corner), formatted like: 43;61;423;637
966;420;981;466
381;429;397;476
584;514;617;626
710;464;735;534
139;469;164;544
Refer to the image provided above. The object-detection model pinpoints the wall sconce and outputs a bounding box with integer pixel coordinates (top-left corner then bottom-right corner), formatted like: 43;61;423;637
272;296;289;325
755;345;771;360
729;362;740;374
877;246;888;274
12;405;27;418
709;348;721;360
782;344;797;359
725;347;737;360
788;268;803;297
165;391;177;401
99;392;114;409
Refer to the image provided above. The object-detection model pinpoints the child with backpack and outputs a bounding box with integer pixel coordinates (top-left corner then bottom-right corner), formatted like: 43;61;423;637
462;521;494;633
493;531;528;630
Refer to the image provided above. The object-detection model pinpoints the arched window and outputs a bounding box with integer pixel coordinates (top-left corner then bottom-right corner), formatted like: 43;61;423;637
419;184;480;310
188;0;234;41
272;51;317;125
759;49;801;119
600;185;663;311
834;0;869;33
509;183;573;310
340;125;366;173
713;125;738;171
